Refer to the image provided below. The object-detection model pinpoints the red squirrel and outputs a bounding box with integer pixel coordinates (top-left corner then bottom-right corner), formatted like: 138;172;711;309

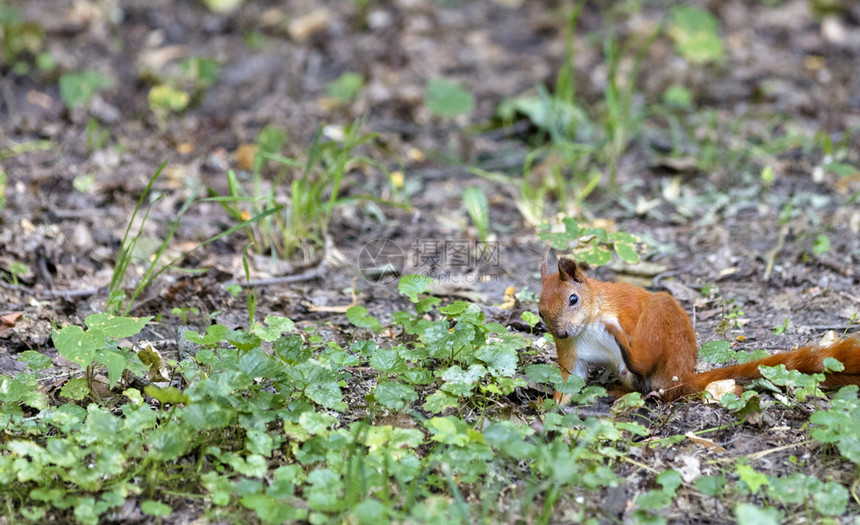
539;257;860;403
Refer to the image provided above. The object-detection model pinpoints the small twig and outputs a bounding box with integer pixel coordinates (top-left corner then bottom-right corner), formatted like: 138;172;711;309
838;292;860;304
619;455;659;473
37;256;54;288
763;224;789;281
652;269;681;290
816;256;854;278
713;439;814;463
41;287;101;299
226;261;326;287
225;235;331;288
0;280;31;292
852;477;860;507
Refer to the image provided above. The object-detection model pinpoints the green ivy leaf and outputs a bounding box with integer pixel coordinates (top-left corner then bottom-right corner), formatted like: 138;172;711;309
520;311;540;329
613;242;640;264
415;296;441;315
368;347;406;374
398;274;434;303
615;422;649;436
227;453;268;478
226;330;262;352
96;350;128;388
255;316;295;343
635;490;671;510
720;390;760;420
373;382;418;411
402;367;433;385
813;481;849;516
657;470;682;496
663;85;692;108
85;406;121;440
59;70;113;109
439;364;486;397
53;325;102;368
422;390;459;414
611;392;645;414
148;426;193;461
699;340;733;364
576;244;612;266
734;349;770;363
298;411;336;435
759;365;819;392
475;343;518;377
438;301;471;316
822;356;845;373
425;78;475;117
185;324;230;347
17;350;53;371
241;493;304;524
524;364;562;384
274;335;311;365
144;385;190;405
668;6;724;64
734;503;781;525
346;306;383;333
695;475;725;497
0;375;29;402
141;501;171;517
85;313;151;338
148;84;190;113
59;378;89;401
328;72;364;103
766;473;815;505
303;380;344;410
425;416;470;446
735;463;769;494
238;348;277;379
21;390;48;410
483;422;534;459
353;499;386;525
463;187;489;240
813;234;830;256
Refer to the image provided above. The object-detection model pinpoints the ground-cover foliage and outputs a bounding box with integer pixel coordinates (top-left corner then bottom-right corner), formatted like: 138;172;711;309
1;272;858;523
2;0;860;523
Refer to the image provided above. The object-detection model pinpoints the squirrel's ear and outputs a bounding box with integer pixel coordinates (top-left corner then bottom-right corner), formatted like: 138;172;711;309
541;245;552;280
558;258;584;283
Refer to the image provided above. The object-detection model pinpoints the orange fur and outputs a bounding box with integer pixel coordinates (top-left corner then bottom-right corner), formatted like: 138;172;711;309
539;257;860;402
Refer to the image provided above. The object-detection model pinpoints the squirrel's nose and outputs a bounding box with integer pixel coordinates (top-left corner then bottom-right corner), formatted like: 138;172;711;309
555;329;571;339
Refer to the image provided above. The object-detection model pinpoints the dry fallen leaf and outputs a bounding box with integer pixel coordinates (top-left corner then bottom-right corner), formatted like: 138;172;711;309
0;312;23;325
176;142;194;155
138;345;170;382
685;432;727;453
235;143;258;171
288;8;332;42
675;454;702;482
704;379;738;403
0;312;24;337
305;303;353;313
818;330;839;347
499;286;517;310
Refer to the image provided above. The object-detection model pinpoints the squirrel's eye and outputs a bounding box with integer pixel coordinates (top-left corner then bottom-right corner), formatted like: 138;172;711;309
568;294;579;306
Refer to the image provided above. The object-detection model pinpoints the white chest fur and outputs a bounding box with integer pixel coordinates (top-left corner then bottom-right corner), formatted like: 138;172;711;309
570;322;626;378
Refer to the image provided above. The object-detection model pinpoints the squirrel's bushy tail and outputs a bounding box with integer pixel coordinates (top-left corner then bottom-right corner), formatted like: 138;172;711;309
684;337;860;394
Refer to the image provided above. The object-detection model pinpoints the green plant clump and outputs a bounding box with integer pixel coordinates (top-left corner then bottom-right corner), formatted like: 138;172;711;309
2;270;857;523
